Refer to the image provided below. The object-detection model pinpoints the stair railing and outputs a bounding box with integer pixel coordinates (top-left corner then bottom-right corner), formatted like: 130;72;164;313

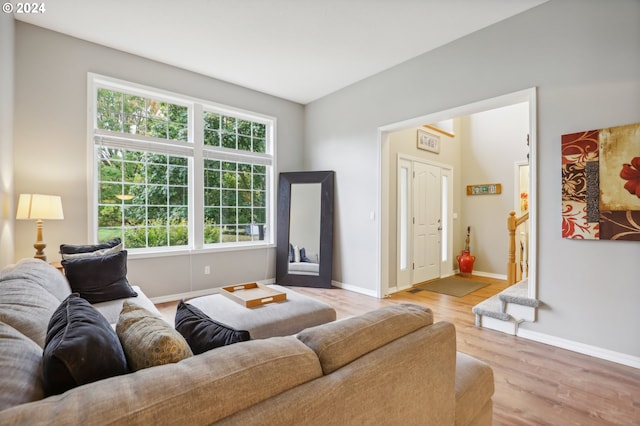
507;210;529;284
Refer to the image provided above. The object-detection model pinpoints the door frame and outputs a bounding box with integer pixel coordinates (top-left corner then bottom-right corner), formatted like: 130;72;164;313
377;87;538;299
395;156;453;293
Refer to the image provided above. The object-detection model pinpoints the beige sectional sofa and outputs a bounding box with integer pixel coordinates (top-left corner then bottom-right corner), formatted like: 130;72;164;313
0;259;494;425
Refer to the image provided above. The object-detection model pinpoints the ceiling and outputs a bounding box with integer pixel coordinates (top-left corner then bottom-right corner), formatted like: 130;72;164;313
13;0;547;104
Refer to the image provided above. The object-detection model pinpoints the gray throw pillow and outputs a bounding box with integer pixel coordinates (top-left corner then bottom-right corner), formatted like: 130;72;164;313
59;238;122;255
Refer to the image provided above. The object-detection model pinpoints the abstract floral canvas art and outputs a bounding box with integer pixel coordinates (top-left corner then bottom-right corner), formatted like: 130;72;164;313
561;122;640;240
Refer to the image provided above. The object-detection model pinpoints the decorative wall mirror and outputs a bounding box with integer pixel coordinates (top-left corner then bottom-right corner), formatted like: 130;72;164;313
276;171;334;288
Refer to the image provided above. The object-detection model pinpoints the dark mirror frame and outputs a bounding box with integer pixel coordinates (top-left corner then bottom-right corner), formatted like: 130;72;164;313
276;171;334;288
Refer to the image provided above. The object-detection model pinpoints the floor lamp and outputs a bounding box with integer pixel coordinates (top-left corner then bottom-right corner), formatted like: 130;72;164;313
16;194;64;262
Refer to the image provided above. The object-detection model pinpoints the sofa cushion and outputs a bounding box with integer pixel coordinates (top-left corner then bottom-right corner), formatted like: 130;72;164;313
62;250;138;303
0;258;71;302
0;322;44;410
454;352;495;426
0;279;61;348
175;301;250;354
59;238;121;255
116;301;192;371
42;294;128;396
92;286;165;325
187;286;336;339
297;303;433;374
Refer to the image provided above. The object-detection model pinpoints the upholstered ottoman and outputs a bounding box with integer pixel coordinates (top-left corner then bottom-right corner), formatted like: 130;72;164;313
187;285;336;339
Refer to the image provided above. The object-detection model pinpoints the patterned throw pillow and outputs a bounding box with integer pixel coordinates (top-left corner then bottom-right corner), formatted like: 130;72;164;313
116;301;193;371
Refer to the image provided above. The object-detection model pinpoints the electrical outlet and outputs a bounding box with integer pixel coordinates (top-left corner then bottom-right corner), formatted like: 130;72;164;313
204;265;210;275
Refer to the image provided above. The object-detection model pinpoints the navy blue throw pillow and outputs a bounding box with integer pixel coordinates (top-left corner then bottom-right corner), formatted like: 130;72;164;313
42;294;128;396
174;301;250;354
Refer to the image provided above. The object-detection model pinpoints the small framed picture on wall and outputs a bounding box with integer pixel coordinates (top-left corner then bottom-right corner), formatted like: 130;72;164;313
417;129;440;153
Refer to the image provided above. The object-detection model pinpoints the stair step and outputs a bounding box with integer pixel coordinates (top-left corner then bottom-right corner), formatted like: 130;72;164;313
476;314;519;335
472;279;540;334
472;295;510;321
498;279;539;307
471;294;519;335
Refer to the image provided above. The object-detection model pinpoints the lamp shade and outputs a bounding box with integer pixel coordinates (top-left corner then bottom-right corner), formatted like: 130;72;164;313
16;194;64;220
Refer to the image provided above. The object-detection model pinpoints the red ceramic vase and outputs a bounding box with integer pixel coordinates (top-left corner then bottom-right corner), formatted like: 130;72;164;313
457;250;476;276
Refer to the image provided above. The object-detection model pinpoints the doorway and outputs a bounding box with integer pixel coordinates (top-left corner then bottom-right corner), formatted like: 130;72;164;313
396;158;453;292
378;88;537;299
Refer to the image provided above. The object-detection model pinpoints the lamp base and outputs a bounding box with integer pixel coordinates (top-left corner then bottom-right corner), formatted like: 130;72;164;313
33;242;47;262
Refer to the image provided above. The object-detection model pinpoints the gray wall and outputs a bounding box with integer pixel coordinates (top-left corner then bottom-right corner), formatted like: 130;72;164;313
13;22;305;299
305;0;640;357
0;13;15;266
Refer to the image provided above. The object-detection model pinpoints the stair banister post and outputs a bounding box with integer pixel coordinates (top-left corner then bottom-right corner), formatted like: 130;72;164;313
507;210;517;284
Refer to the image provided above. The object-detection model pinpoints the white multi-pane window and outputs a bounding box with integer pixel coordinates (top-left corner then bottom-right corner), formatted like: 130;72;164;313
90;74;274;252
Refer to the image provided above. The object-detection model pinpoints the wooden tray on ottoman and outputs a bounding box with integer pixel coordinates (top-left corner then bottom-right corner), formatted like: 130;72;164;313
220;283;287;308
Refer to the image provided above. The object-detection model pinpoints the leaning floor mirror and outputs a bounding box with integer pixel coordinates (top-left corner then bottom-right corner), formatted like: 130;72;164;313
276;171;334;288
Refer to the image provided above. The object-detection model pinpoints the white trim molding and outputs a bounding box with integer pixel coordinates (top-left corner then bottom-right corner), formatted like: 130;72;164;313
517;328;640;369
331;280;379;298
150;277;276;304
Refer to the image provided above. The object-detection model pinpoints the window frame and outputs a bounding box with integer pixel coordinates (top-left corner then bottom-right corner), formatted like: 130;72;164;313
87;73;276;257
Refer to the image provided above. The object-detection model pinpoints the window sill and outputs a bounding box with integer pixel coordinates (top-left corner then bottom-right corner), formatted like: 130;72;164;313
127;242;276;260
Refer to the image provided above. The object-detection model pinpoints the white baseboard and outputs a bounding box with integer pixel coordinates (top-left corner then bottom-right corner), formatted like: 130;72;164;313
150;278;276;304
467;270;507;280
331;280;379;298
151;288;218;304
517;328;640;369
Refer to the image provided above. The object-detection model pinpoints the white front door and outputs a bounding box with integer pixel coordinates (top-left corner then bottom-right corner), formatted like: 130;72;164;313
413;162;441;284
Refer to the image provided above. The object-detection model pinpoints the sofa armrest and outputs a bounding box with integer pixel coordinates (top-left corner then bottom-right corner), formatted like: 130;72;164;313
455;352;494;426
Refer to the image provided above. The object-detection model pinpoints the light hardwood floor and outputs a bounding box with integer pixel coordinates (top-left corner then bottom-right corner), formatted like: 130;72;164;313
156;276;640;425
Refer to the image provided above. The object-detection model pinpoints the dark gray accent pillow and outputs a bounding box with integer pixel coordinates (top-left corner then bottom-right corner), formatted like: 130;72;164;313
175;301;250;354
61;250;137;303
300;247;312;263
42;294;128;396
59;238;121;255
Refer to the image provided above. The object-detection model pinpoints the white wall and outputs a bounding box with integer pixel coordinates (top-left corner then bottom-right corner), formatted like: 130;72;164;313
459;103;529;275
0;14;14;266
13;22;305;298
304;0;640;357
